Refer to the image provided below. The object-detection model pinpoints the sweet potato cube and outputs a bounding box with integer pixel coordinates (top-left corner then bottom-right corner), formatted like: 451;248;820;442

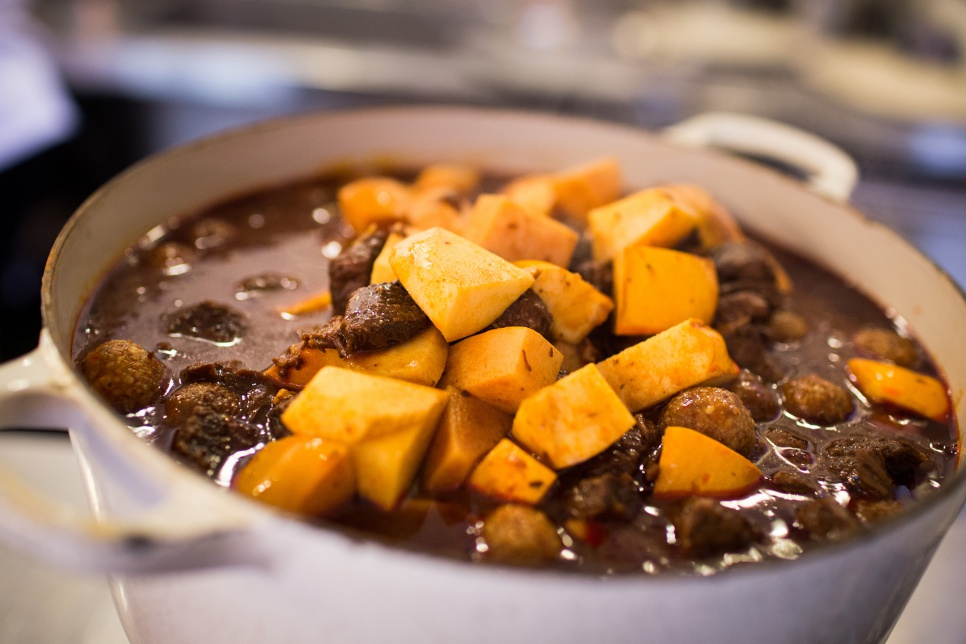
520;261;615;343
464;194;579;267
389;227;535;342
369;231;405;284
588;188;698;262
337;177;411;232
847;358;950;422
264;346;345;388
502;175;558;216
439;327;563;414
413;163;480;195
597;318;739;412
234;435;355;516
421;390;513;493
281;366;449;444
613;246;718;335
512;364;635;469
653;426;762;499
552;157;622;224
352;398;450;510
347;325;449;387
467;438;557;504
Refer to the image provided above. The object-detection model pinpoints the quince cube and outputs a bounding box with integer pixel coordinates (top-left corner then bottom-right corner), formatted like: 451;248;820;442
847;358;950;422
337;177;410;232
346;325;449;387
518;261;614;343
467;438;557;504
502;175;558;216
369;231;405;284
653;426;762;498
588;188;698;262
552;157;622;224
464;194;579;267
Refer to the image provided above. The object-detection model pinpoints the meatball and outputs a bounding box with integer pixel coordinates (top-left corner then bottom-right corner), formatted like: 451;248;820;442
562;473;640;520
673;497;760;558
481;505;562;565
782;374;853;425
766;310;808;343
769;470;820;496
659;387;756;457
727;371;780;422
165;382;241;425
852;327;918;367
795;498;861;541
79;339;166;413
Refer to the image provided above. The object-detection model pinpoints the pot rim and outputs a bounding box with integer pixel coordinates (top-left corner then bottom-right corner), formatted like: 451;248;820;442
43;104;966;584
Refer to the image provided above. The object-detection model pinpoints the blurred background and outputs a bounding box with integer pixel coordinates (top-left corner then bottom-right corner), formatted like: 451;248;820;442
1;1;966;642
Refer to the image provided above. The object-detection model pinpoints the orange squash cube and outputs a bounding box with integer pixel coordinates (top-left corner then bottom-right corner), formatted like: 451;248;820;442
467;438;557;504
653;426;762;498
847;358;950;422
464;194;579;267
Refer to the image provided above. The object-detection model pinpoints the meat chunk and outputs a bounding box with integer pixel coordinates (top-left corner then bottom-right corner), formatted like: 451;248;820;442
673;497;760;558
171;406;271;477
853;327;918;368
714;291;771;327
852;499;904;523
562;473;640;520
328;227;389;315
341;281;429;354
782;374;853;425
769;470;820;496
485;290;553;340
164;382;241;425
481;504;562;565
79;339;166;413
710;241;779;284
795;498;861;541
823;435;930;493
659;387;756;457
727;371;780;422
164;301;246;343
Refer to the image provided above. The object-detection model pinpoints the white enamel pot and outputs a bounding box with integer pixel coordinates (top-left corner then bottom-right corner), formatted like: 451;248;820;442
0;107;964;644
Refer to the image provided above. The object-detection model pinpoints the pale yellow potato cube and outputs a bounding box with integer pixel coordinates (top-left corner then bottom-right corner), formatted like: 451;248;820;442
613;246;718;335
439;327;563;414
588;188;698;262
847;358;950;422
464;194;579;267
337;177;411;233
389;227;534;342
502;175;558;216
597;319;739;412
347;326;450;387
467;438;557;504
519;261;615;343
369;231;405;284
552;157;622;224
281;366;449;444
421;389;513;493
513;364;635;469
352;395;450;510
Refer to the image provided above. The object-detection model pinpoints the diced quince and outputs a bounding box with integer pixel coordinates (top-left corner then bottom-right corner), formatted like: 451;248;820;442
552;157;622;224
597;319;739;412
405;186;466;234
512;364;635;469
467;438;557;504
588;188;698;262
519;261;615;343
613;246;718;335
464;194;579;267
502;175;558;216
389;227;535;342
660;184;745;250
264;346;345;388
652;426;762;498
421;390;513;493
337;177;410;232
439;327;563;414
352;401;450;510
234;435;355;516
369;231;405;284
281;366;449;444
413;163;480;195
346;325;449;387
847;358;950;422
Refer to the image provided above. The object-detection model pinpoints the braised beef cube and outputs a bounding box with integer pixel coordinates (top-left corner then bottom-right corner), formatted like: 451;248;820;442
765;309;809;343
328;227;389;315
164;301;246;343
717;322;767;371
486;290;553;340
795;498;861;541
823;445;895;500
563;473;640;520
782;374;853;425
481;504;562;565
582;423;654;479
298;315;347;357
714;291;772;327
341;281;429;354
824;435;930;491
171;406;270;477
571;257;613;298
765;428;810;451
852;327;918;368
165;382;241;425
852;499;904;523
79;339;167;413
673;497;760;558
769;470;820;496
180;360;281;394
659;387;756;457
728;371;781;422
596;522;673;566
710;241;778;285
635;415;664;453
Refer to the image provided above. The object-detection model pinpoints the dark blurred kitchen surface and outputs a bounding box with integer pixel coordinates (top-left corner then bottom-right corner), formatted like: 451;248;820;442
3;0;966;361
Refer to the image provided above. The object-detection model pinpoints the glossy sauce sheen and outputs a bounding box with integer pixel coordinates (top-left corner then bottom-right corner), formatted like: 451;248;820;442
73;173;959;575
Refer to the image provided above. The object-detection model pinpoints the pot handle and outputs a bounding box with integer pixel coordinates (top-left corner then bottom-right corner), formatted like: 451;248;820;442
0;333;257;573
663;112;859;203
